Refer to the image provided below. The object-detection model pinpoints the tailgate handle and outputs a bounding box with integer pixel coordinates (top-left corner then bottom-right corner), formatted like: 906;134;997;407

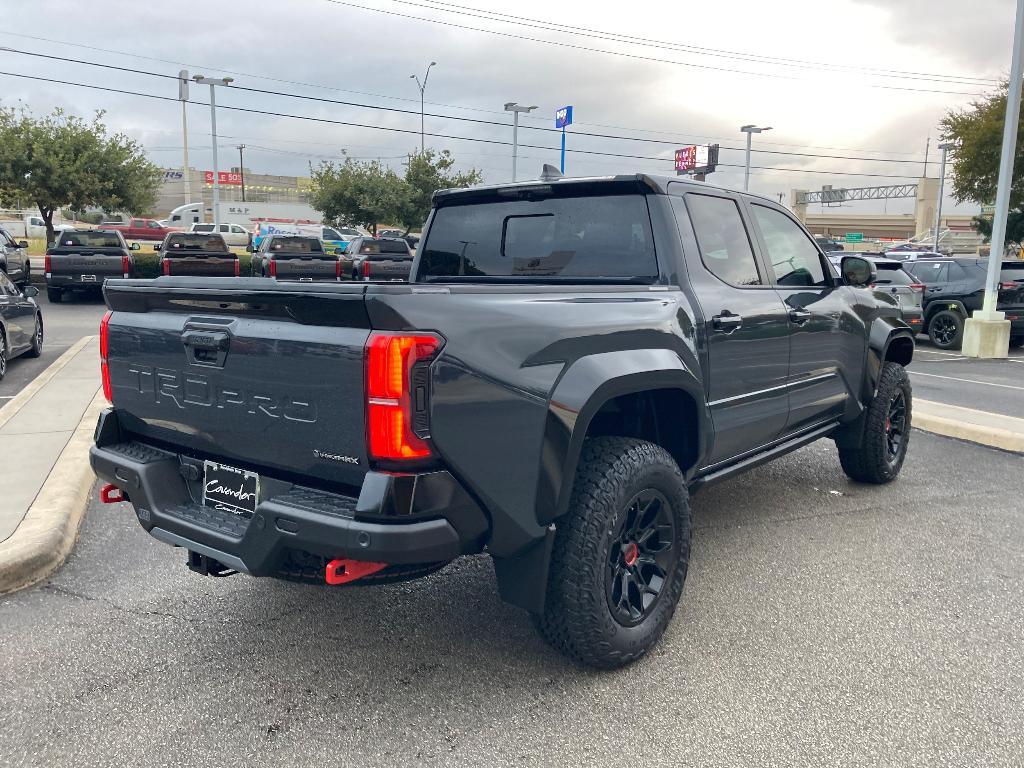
182;329;230;367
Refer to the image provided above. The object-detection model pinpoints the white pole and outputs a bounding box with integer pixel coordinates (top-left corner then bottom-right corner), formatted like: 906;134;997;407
181;100;191;205
512;110;519;182
210;83;220;228
981;0;1024;316
744;131;752;192
933;145;948;253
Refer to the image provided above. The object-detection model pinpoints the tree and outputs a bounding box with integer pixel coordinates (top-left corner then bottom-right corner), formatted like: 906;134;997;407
398;150;482;233
0;106;161;245
310;157;405;236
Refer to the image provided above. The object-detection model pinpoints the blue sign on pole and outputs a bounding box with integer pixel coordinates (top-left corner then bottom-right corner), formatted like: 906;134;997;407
556;106;573;174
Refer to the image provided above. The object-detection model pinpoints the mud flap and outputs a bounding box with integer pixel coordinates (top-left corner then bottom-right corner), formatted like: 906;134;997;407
491;524;555;614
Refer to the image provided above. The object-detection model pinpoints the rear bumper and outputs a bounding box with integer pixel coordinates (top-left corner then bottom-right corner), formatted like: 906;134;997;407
89;408;489;577
47;274;121;287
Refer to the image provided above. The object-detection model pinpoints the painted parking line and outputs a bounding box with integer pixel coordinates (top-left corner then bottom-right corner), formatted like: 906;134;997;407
909;370;1024;391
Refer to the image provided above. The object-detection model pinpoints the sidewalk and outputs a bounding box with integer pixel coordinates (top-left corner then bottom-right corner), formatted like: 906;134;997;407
914;399;1024;454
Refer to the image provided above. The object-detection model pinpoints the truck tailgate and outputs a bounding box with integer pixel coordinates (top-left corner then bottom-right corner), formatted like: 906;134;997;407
164;254;238;276
364;258;412;281
273;255;338;281
104;279;370;487
49;249;125;279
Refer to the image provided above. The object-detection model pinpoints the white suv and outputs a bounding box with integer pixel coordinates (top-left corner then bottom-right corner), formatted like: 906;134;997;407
189;223;252;247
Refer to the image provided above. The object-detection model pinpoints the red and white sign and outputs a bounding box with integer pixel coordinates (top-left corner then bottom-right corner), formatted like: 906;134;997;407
204;171;243;185
674;146;697;172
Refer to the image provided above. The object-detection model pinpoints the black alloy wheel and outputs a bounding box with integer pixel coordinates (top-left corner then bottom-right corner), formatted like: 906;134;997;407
885;390;907;464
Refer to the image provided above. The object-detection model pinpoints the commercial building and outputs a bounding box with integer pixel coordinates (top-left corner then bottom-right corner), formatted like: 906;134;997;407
155;167;312;218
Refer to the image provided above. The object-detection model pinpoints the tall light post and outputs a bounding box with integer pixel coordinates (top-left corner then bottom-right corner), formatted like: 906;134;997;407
933;142;955;253
194;75;233;227
178;70;191;205
740;124;772;191
504;102;537;182
237;144;246;203
962;0;1024;358
410;62;436;155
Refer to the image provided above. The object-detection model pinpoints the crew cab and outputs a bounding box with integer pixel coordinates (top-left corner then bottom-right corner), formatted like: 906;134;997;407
91;173;915;669
44;229;139;302
102;218;175;241
156;233;240;277
340;236;413;281
250;235;341;281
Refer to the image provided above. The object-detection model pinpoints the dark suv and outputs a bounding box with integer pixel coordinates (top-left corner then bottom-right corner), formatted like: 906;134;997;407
904;258;1024;348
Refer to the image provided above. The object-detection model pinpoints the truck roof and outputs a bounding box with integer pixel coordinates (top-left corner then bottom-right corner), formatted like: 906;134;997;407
432;173;778;206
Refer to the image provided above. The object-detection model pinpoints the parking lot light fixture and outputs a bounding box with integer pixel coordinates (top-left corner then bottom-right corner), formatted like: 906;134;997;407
504;102;538;182
411;62;437;155
740;124;772;191
193;75;234;227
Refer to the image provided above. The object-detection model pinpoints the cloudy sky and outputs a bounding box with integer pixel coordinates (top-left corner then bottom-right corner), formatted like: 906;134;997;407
0;0;1016;215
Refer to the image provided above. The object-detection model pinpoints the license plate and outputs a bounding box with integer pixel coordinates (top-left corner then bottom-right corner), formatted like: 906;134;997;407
80;274;97;282
202;460;260;517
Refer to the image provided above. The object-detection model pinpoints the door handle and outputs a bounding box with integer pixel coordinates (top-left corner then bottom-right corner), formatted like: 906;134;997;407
788;308;812;325
712;312;743;332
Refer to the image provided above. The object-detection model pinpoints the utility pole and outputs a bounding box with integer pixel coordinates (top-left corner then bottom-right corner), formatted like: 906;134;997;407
178;70;191;205
933;142;954;252
410;62;436;155
194;75;234;227
237;144;246;202
740;124;772;191
923;137;930;177
504;102;537;182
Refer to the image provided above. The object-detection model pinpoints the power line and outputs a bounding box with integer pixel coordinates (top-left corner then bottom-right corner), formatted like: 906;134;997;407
321;0;989;96
0;47;933;166
0;69;925;181
400;0;999;87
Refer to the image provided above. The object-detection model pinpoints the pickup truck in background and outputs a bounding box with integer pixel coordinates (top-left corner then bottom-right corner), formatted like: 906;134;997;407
340;236;414;281
102;218;175;241
0;214;73;240
44;229;139;302
157;233;239;277
91;173;915;669
250;235;340;281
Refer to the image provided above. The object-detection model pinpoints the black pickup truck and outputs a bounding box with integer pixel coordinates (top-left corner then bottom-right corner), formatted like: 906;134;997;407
157;233;239;277
45;229;140;302
91;174;914;668
251;235;340;281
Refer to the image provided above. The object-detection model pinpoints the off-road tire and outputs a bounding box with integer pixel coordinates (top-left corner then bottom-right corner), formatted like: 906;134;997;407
927;309;964;350
0;332;7;381
534;437;691;669
837;362;912;484
46;287;62;304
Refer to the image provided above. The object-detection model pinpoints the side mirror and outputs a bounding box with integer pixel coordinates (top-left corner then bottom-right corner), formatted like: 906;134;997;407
245;244;253;252
22;285;39;298
840;256;876;288
130;242;141;251
17;240;28;249
152;244;161;252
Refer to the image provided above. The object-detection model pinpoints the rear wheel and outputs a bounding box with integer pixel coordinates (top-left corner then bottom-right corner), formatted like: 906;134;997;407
46;287;62;304
0;333;7;381
837;362;912;484
25;314;43;358
928;309;964;350
535;437;690;669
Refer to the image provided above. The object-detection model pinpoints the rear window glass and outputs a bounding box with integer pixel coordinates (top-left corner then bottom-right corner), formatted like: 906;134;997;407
419;192;658;280
270;237;323;253
359;239;411;256
164;233;229;252
873;264;915;285
60;231;122;248
1001;265;1024;282
192;224;215;233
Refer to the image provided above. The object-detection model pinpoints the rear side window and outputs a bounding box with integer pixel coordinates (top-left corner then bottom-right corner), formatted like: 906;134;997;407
419;192;658;280
359;239;411;256
908;262;948;283
681;194;760;287
60;231;123;248
751;205;828;287
873;264;915;285
270;237;323;253
165;233;229;252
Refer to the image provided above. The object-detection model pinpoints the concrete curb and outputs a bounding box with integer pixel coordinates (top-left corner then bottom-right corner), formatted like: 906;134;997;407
0;336;93;431
0;387;104;597
913;399;1024;454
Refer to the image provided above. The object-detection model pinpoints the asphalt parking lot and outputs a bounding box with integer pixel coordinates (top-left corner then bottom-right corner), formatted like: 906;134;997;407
910;344;1024;418
1;431;1021;767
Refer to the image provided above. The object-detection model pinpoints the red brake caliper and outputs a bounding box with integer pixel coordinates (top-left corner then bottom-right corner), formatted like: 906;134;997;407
623;542;639;567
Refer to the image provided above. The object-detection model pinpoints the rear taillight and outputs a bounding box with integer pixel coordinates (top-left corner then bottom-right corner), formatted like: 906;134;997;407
362;260;371;280
366;332;442;461
268;259;277;277
161;259;170;276
44;253;52;278
121;254;130;278
909;283;925;293
1000;281;1018;290
234;258;240;277
100;310;112;403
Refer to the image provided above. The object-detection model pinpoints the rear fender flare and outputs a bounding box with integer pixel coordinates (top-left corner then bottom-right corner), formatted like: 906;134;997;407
534;348;708;526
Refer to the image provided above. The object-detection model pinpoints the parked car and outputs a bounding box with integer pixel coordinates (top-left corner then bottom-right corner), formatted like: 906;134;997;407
0;273;42;380
884;249;945;262
903;257;1024;348
251;235;340;281
813;235;845;252
102;218;174;241
44;229;139;302
377;229;405;239
887;242;935;253
156;233;239;277
252;224;354;253
0;227;31;288
189;222;252;247
92;173;915;669
340;236;413;281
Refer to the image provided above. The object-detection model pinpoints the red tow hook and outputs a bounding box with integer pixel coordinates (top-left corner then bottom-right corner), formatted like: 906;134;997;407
325;558;387;585
99;483;127;504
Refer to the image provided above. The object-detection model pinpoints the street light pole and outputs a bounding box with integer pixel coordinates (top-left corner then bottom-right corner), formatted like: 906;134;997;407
237;144;246;203
410;62;436;155
504;102;537;182
178;70;191;205
933;142;955;253
740;124;772;191
194;75;233;227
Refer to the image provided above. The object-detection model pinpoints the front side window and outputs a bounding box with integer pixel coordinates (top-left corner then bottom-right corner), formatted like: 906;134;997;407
680;194;760;287
751;205;828;287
